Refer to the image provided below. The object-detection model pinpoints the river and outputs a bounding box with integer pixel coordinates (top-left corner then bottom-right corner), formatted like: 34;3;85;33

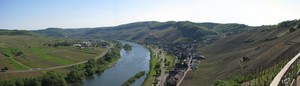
74;41;150;86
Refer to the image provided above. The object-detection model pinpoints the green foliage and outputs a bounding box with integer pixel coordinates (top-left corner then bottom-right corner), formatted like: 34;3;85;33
85;67;95;76
11;49;23;56
1;66;8;71
0;71;69;86
65;70;84;83
213;80;240;86
45;41;72;47
214;80;229;86
175;21;218;39
289;27;296;32
154;62;161;76
64;41;122;83
69;41;122;79
24;78;41;86
34;28;67;37
0;30;33;36
211;24;248;33
150;21;175;30
0;48;13;57
232;75;246;84
41;71;67;86
123;44;132;51
84;59;97;77
0;71;67;86
15;79;24;86
122;71;146;86
278;19;299;28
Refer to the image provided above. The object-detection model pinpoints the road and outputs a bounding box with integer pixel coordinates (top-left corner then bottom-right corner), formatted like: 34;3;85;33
158;50;167;86
9;57;32;70
4;44;112;73
177;57;192;86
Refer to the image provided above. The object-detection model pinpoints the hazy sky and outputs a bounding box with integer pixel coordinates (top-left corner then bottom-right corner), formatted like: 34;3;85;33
1;0;300;30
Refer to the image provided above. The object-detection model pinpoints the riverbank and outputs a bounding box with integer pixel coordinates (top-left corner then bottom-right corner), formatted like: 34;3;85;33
142;45;159;86
68;41;122;83
142;45;176;86
77;41;150;86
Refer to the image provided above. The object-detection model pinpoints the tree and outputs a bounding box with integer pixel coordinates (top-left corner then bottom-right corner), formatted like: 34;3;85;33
23;78;41;86
123;44;132;51
11;49;23;56
15;79;24;86
1;66;8;72
41;71;67;86
66;70;83;83
213;80;229;86
3;80;16;86
85;68;95;77
85;59;96;68
289;27;296;32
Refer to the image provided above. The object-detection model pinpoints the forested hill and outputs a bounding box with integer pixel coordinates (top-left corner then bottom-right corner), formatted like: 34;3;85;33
0;29;35;36
32;21;253;43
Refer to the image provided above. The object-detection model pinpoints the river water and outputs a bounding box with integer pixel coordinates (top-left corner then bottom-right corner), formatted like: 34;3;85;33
74;41;150;86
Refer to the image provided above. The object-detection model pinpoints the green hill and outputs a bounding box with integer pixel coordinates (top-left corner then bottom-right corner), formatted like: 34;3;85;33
33;21;252;43
181;19;300;85
0;29;35;36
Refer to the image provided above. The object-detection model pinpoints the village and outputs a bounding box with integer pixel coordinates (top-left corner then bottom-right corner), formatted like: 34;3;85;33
139;34;225;86
44;40;110;49
162;42;205;86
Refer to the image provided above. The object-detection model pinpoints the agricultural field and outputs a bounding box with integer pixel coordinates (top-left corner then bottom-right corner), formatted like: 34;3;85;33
0;35;106;75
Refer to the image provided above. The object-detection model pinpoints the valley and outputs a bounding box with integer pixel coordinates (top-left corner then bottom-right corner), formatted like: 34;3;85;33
0;19;300;86
2;0;300;85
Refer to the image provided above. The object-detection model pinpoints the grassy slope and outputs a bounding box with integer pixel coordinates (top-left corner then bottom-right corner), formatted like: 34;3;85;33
181;26;300;85
0;35;105;70
34;21;252;43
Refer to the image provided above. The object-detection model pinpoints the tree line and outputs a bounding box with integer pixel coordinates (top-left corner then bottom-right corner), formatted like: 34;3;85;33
0;71;66;86
122;71;146;86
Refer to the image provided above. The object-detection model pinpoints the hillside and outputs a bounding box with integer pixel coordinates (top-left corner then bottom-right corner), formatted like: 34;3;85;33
31;19;300;85
0;32;108;79
0;29;35;36
181;19;300;85
33;21;252;43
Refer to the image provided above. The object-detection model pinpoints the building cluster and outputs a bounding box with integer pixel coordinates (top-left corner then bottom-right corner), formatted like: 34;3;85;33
73;40;110;49
160;42;205;86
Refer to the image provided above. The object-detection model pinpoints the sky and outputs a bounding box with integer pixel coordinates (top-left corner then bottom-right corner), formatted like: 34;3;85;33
0;0;300;30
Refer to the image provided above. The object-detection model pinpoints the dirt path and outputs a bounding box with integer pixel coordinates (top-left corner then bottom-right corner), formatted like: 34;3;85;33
177;57;192;86
9;57;32;70
5;44;112;73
